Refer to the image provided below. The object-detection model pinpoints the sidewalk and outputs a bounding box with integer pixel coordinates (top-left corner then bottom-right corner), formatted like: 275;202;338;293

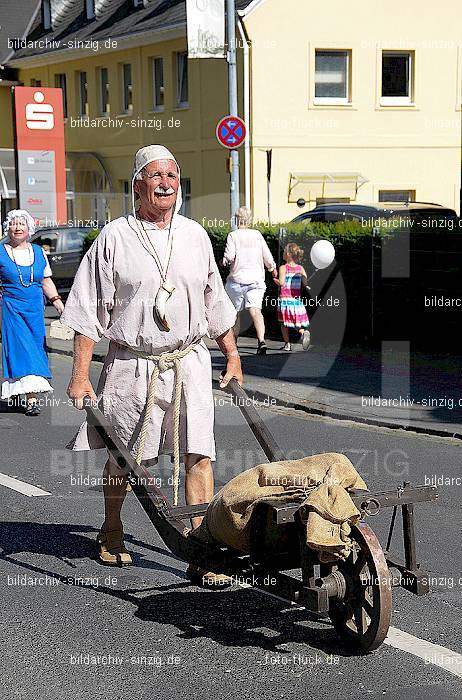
43;310;462;439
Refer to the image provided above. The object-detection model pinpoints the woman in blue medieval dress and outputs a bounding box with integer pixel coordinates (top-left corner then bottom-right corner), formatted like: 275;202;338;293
0;210;64;416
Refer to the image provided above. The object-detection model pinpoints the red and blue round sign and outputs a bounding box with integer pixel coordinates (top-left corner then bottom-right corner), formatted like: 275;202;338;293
216;115;246;149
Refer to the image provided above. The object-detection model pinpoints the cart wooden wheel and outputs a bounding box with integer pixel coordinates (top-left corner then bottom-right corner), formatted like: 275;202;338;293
327;522;392;653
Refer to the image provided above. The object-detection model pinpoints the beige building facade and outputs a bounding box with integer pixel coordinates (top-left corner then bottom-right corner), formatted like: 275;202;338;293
1;0;461;224
244;0;462;219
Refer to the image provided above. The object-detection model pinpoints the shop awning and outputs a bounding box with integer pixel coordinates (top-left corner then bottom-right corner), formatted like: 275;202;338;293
288;171;368;203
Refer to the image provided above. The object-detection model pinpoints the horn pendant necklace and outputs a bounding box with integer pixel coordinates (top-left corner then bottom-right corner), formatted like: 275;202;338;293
135;215;175;331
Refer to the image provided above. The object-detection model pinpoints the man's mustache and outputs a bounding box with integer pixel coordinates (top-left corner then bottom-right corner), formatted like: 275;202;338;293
154;187;175;195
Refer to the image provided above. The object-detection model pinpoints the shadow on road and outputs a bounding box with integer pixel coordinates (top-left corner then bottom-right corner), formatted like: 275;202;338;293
0;521;184;574
133;587;349;656
0;398;25;413
0;520;355;657
213;349;462;427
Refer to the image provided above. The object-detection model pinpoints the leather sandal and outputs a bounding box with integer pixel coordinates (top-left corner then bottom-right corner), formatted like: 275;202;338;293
25;401;41;416
96;529;133;566
186;564;233;587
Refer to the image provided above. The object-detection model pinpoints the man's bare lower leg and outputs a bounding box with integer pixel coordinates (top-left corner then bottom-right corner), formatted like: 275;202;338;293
102;455;129;532
184;453;214;530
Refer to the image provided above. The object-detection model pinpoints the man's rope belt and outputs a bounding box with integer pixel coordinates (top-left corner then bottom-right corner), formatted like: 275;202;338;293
118;343;196;506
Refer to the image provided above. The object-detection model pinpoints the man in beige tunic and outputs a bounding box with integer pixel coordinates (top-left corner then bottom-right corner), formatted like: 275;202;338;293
61;145;242;579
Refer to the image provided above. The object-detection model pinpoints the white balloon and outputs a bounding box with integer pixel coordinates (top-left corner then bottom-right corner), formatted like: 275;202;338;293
310;239;335;269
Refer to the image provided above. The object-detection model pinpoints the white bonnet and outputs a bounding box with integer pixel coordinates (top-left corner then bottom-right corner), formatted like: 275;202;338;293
3;209;36;237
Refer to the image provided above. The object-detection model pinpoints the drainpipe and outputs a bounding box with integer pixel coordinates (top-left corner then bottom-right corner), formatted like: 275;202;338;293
237;15;250;210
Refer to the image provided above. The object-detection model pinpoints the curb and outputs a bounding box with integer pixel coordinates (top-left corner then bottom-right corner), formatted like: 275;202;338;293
232;383;462;441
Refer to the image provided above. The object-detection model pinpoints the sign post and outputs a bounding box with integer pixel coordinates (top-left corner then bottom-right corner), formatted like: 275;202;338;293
226;0;239;227
12;86;66;227
216;113;246;229
266;148;272;225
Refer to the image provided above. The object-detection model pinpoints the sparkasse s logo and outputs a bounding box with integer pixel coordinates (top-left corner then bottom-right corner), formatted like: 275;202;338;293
25;91;54;130
13;85;67;223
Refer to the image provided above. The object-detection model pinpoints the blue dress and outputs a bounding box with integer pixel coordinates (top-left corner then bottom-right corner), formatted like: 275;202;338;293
0;243;52;393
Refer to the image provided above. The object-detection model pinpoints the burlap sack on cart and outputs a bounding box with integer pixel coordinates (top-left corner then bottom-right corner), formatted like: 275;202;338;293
193;453;367;562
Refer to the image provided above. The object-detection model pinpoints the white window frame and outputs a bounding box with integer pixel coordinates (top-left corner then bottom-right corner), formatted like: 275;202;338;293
121;63;133;114
85;0;95;20
42;0;51;30
179;177;191;217
151;57;164;112
99;67;109;116
122;180;130;215
314;49;351;105
78;71;88;117
378;189;416;203
175;51;189;108
380;51;413;106
54;73;68;118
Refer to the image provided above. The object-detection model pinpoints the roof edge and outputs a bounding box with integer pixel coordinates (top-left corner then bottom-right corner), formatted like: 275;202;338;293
2;0;42;64
237;0;268;18
6;21;186;68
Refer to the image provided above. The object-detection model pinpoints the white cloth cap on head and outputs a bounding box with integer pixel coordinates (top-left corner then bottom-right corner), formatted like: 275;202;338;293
3;209;36;237
131;144;183;217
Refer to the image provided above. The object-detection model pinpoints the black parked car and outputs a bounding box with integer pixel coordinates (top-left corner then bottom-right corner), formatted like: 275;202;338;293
291;202;459;230
0;225;94;294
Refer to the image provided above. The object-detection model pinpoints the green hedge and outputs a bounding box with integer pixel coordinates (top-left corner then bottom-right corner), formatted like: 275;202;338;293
206;220;379;260
83;227;100;253
84;219;379;258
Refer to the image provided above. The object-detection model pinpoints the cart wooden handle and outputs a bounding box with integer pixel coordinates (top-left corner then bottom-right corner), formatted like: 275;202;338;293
224;378;286;463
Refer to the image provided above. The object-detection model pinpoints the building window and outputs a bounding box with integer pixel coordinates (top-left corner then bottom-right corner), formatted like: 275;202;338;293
121;63;133;114
78;71;88;116
381;52;413;105
175;52;189;107
122;180;130;214
315;50;351;104
85;0;95;19
54;73;68;118
152;57;164;111
316;197;351;205
99;67;110;115
179;178;191;217
30;78;42;87
379;190;416;203
67;198;75;223
42;0;51;30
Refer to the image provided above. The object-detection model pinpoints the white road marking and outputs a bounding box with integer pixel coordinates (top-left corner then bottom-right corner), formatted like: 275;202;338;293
0;473;51;497
385;627;462;679
237;581;462;679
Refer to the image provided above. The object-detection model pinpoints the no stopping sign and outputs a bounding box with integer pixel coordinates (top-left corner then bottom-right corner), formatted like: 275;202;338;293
216;115;246;148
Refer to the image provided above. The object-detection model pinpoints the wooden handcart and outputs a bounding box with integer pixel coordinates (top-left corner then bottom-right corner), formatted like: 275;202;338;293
84;380;438;654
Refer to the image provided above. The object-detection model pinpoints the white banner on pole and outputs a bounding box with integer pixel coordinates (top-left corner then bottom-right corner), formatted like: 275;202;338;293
186;0;225;58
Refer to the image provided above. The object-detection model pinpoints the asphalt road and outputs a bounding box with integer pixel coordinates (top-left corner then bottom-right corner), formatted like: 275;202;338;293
1;353;461;700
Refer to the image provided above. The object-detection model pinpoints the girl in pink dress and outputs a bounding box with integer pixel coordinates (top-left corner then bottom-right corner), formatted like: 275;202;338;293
276;243;310;352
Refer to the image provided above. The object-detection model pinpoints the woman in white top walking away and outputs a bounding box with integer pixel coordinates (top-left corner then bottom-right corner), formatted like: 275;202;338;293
222;207;277;354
